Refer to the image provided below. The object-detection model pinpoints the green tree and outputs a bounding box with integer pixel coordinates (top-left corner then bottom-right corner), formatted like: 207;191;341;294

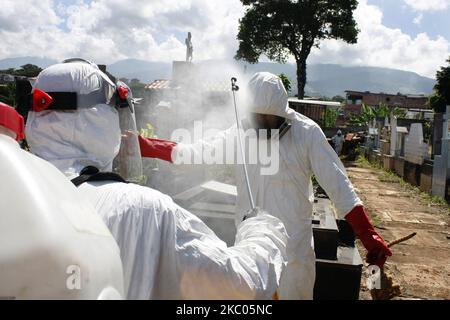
392;107;407;118
0;64;42;107
0;83;16;106
428;91;446;113
128;78;146;91
376;102;390;119
235;0;359;99
332;95;345;103
278;73;292;93
347;103;406;127
14;64;42;77
0;64;42;78
347;103;374;127
434;56;450;112
322;107;341;128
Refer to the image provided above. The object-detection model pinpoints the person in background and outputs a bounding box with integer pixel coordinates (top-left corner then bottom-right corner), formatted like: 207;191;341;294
332;129;345;155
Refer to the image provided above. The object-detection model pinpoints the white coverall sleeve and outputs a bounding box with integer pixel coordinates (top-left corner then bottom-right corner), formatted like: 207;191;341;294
174;206;287;300
307;125;362;218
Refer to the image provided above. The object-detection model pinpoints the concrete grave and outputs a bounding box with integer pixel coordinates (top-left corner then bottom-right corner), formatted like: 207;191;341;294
432;106;450;198
173;180;237;246
404;123;428;165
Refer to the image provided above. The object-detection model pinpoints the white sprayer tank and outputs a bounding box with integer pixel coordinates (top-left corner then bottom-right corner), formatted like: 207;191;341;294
0;134;124;299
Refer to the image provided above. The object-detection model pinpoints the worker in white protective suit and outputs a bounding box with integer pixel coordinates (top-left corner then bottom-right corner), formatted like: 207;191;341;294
24;61;288;300
332;130;345;155
138;72;392;300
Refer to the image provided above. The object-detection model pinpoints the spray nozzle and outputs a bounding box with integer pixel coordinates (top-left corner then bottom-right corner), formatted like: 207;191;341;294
231;77;239;91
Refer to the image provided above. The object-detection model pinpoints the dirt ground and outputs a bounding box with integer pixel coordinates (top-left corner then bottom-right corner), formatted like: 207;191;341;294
345;162;450;300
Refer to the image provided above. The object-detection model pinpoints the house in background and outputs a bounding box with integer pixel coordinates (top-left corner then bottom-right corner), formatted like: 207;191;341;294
344;90;429;117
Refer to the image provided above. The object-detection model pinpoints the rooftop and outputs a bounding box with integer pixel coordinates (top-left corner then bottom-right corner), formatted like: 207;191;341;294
288;98;341;107
145;79;230;92
145;79;171;90
345;90;427;98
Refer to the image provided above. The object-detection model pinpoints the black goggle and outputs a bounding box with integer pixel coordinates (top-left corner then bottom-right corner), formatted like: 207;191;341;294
32;83;133;113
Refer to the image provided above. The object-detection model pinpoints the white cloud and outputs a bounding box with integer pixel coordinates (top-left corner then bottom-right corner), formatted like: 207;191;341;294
0;0;244;64
403;0;450;11
0;0;448;79
308;0;450;78
413;13;423;25
0;0;61;32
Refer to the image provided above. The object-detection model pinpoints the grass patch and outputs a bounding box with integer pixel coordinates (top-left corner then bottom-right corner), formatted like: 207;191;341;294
356;154;450;210
356;154;372;169
420;193;448;207
378;170;401;183
404;183;448;208
356;153;383;170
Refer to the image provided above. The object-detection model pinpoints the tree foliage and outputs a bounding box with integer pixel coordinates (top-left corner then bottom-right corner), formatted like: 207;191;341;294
278;73;292;93
428;91;447;113
0;83;16;106
322;107;341;128
332;95;345;103
347;103;406;127
0;64;43;78
433;56;450;112
235;0;359;98
0;64;43;107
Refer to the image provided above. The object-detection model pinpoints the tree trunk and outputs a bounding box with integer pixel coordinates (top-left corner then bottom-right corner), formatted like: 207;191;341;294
296;58;307;99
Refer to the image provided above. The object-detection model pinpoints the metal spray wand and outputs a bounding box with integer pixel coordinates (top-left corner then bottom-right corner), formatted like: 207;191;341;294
231;77;255;211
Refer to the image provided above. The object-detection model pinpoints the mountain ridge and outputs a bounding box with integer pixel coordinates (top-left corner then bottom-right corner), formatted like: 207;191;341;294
0;57;435;97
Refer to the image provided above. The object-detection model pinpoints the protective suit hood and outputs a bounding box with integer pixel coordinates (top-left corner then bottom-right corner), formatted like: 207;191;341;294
25;62;121;178
246;72;293;118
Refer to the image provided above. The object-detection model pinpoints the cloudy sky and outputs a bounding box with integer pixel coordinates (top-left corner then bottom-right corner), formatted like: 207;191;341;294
0;0;449;78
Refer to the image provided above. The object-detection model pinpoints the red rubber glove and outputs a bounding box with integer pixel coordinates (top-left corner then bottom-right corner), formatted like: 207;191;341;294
138;135;177;163
345;205;392;267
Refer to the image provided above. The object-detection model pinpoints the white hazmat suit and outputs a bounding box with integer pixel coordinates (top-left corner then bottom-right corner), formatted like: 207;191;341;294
332;130;345;155
25;62;288;299
169;72;363;299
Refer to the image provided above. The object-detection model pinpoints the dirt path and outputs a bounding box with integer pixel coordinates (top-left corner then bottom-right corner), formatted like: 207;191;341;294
345;163;450;300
